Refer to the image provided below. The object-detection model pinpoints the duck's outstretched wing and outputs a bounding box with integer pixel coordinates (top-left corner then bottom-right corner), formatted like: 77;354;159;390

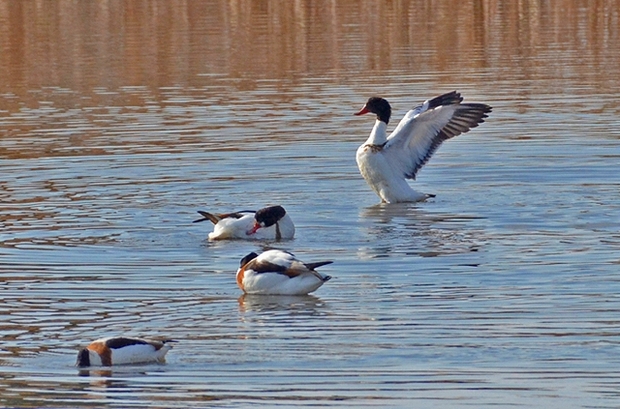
384;91;492;180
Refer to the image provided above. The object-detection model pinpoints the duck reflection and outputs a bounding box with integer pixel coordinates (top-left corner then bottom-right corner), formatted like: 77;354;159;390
358;203;484;259
76;365;170;404
77;368;113;378
77;364;166;379
237;293;327;315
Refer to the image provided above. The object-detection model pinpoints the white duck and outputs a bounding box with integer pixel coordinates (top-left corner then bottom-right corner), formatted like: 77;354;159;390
236;250;332;295
193;205;295;240
354;91;492;203
76;337;174;367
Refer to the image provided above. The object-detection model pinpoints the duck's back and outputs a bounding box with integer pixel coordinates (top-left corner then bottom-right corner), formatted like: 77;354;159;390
208;214;254;240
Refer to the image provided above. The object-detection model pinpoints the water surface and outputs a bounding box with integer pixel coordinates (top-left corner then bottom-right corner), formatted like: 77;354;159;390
1;1;620;408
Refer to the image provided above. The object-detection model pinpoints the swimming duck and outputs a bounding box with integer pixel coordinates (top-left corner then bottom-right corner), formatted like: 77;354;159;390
193;205;295;240
237;250;332;295
76;337;174;367
355;91;492;203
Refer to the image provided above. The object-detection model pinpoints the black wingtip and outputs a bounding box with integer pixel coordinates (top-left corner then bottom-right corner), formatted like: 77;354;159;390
427;91;463;109
193;210;218;224
305;260;334;270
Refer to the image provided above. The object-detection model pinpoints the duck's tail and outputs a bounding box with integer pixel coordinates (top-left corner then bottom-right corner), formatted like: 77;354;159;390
193;211;220;224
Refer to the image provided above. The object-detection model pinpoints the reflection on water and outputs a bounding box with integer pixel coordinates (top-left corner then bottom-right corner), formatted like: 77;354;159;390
1;0;619;103
237;294;327;314
1;0;620;408
358;203;485;259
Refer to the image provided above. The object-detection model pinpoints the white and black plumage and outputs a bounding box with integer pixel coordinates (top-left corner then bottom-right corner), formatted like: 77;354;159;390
236;250;332;295
354;91;492;203
76;337;174;367
193;205;295;240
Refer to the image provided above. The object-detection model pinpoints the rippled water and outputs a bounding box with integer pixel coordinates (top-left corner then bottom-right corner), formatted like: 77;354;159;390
2;1;620;408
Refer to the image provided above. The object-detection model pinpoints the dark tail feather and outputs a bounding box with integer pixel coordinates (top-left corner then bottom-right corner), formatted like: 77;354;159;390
305;260;333;270
162;339;177;347
193;211;220;224
322;275;332;282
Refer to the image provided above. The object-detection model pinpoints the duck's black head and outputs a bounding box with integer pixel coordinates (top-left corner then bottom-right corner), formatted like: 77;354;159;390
354;97;392;125
76;348;90;367
239;252;259;267
254;205;286;228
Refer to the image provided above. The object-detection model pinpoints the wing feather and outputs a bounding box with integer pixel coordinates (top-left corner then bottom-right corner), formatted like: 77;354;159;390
384;92;491;180
285;261;328;280
193;210;255;224
252;251;330;281
304;260;333;270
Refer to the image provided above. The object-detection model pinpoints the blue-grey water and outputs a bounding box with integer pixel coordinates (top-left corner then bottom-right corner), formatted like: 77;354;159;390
1;1;620;408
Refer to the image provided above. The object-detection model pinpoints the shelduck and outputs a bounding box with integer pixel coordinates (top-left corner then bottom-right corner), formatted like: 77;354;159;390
355;91;492;203
193;205;295;240
76;337;174;367
236;249;332;295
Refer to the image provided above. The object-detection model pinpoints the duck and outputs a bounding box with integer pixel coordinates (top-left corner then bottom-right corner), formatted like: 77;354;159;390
76;337;174;367
354;91;492;203
193;205;295;240
236;250;333;295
